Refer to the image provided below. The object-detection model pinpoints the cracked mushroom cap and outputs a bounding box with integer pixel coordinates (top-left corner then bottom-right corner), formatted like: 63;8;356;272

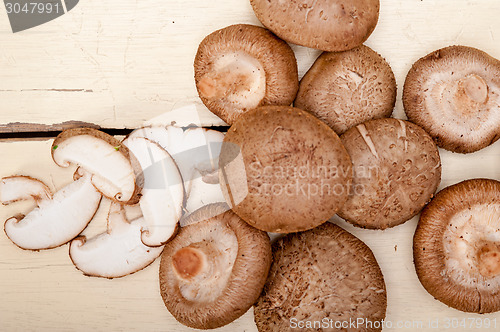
338;118;441;229
250;0;379;52
295;45;397;135
254;222;387;332
403;46;500;153
194;24;298;125
219;105;352;233
159;204;271;329
414;179;500;313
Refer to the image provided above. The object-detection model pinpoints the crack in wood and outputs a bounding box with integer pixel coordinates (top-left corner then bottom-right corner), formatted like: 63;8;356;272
0;89;94;92
0;121;229;139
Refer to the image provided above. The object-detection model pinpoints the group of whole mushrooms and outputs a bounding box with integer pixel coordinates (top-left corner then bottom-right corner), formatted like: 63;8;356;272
2;0;500;330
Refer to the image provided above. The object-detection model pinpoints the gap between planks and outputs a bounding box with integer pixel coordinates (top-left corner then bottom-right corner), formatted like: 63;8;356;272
0;122;230;141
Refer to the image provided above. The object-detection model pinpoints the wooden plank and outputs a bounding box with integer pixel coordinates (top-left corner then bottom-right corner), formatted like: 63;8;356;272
0;138;498;331
0;0;499;331
1;0;500;130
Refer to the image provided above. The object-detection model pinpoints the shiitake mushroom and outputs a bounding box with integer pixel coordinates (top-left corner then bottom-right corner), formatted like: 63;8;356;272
194;24;298;125
159;204;271;329
414;179;500;313
295;45;397;135
403;45;500;153
254;222;387;332
338;118;442;229
219;105;352;233
250;0;380;52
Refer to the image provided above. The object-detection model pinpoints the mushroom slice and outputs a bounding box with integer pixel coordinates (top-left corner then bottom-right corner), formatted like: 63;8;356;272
128;126;226;218
219;105;352;233
195;24;298;124
403;46;500;153
339;118;442;229
4;172;102;250
254;222;387;332
121;136;184;247
295;45;397;135
52;128;140;204
0;176;52;205
250;0;380;52
159;204;271;329
414;179;500;313
70;203;164;278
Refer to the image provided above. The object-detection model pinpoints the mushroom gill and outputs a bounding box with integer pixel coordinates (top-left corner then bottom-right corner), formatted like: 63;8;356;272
159;203;271;329
194;24;298;124
403;46;500;153
414;178;500;313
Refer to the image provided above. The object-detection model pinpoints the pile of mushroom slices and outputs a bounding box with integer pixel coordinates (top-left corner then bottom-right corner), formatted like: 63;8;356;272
1;126;226;278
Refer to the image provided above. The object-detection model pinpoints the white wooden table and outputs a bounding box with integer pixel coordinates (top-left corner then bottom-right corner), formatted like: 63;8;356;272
0;0;499;331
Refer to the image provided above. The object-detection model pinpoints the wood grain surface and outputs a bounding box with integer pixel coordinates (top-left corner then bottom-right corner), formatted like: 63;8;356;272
0;0;500;130
0;0;499;331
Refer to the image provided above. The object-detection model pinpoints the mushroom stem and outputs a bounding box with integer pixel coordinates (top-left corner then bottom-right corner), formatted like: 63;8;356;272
172;247;205;279
198;67;253;100
460;74;488;103
172;241;217;280
477;242;500;278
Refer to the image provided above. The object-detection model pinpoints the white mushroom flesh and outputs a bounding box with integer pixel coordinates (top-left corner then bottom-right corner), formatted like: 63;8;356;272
69;203;164;278
4;173;101;250
172;222;238;302
443;203;500;290
198;51;266;110
128;126;226;219
424;69;500;143
0;176;52;205
122;137;184;246
52;135;136;202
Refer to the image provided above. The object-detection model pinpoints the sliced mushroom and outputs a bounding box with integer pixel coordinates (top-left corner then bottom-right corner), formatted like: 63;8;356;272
70;202;164;278
52;128;140;204
338;118;441;229
128;126;226;218
403;46;500;153
3;173;102;250
254;222;387;332
295;45;397;134
121;136;184;247
195;24;298;124
414;179;500;313
219;105;352;233
250;0;380;52
0;175;52;205
159;203;271;329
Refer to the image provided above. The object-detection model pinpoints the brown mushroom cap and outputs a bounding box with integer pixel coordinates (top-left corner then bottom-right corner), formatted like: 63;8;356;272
338;118;441;229
250;0;379;52
403;46;500;153
414;179;500;313
254;222;387;332
159;203;271;329
295;45;397;134
219;105;352;233
194;24;299;125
